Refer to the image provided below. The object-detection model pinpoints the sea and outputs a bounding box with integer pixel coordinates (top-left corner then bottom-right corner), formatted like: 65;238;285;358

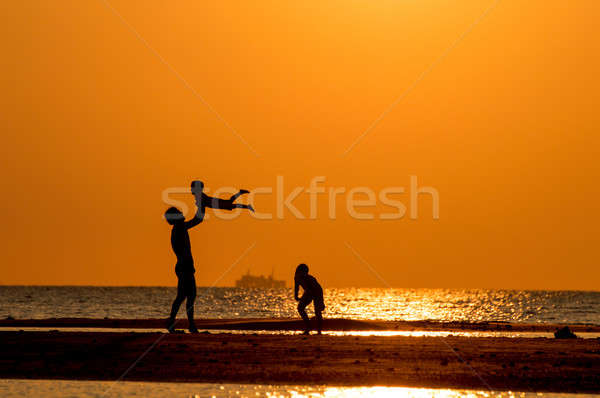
2;286;599;397
1;286;599;324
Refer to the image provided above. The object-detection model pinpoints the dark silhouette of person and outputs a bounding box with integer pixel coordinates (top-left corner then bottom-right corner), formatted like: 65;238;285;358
165;180;254;334
191;180;254;213
294;263;325;335
164;199;205;333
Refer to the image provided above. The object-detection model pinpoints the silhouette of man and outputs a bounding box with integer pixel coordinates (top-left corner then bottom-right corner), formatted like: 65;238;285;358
294;263;325;335
164;197;205;333
191;180;254;213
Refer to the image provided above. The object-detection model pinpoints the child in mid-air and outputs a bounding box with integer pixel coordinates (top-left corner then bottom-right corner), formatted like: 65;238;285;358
294;263;325;335
191;180;254;213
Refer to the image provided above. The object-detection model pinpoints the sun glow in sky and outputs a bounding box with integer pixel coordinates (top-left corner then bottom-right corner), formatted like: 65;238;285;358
1;1;599;289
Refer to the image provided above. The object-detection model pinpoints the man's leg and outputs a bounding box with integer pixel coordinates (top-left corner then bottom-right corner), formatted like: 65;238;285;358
297;295;312;334
168;276;186;332
185;275;198;333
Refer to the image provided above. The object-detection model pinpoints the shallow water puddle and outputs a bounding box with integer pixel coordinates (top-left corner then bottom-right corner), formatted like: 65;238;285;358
0;380;596;398
2;327;600;339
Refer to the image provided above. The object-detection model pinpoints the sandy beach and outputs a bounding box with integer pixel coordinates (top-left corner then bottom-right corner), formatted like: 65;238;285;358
1;319;600;393
3;317;600;333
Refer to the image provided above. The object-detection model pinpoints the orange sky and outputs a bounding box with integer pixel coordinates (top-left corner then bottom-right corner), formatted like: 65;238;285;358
1;1;599;289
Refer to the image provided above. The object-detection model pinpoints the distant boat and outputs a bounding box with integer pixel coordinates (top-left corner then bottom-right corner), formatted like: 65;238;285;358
235;269;286;288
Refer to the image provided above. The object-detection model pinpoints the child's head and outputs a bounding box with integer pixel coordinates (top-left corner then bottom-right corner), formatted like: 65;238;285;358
164;207;185;225
191;180;204;194
295;263;309;277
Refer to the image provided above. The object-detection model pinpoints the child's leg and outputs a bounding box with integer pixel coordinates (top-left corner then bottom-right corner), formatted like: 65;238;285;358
229;190;250;202
233;203;255;212
297;296;312;333
314;297;325;334
315;309;323;334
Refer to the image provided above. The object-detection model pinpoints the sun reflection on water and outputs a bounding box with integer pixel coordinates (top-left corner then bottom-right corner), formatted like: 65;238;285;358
262;386;576;398
322;288;600;324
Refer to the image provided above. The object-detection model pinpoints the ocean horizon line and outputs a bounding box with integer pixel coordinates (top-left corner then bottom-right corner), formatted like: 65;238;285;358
1;284;599;293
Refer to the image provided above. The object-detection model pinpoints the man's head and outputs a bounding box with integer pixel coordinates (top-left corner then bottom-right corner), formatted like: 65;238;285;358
164;206;185;225
296;263;309;276
191;180;204;194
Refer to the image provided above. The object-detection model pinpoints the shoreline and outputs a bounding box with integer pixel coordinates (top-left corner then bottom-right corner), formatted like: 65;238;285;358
2;317;600;333
1;330;600;393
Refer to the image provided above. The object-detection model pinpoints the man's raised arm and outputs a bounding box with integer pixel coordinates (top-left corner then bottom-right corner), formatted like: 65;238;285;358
184;202;205;229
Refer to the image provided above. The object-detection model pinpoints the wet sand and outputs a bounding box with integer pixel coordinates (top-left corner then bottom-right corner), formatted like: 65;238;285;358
2;317;600;333
1;330;600;393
